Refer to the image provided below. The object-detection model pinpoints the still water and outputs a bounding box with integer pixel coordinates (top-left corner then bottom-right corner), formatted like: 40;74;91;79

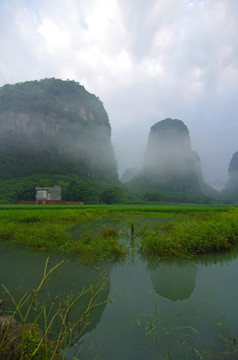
1;242;238;359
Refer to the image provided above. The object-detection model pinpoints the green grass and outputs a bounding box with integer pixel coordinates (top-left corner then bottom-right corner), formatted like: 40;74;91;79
0;204;238;262
0;203;233;212
0;210;126;264
139;210;238;258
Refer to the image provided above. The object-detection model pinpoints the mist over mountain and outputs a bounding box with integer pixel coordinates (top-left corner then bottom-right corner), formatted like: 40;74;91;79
126;118;218;202
0;78;118;181
0;78;119;202
144;119;203;191
0;79;236;204
222;152;238;202
120;167;140;183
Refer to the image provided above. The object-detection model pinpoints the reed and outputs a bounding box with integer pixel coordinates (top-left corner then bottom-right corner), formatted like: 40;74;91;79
0;257;109;359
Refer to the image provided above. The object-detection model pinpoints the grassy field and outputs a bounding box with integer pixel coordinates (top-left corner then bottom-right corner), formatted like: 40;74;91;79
0;204;238;263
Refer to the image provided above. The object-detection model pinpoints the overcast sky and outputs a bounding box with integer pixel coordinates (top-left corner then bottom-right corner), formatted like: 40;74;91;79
1;0;238;187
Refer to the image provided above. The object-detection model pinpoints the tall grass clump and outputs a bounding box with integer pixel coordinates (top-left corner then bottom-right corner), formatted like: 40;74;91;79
0;210;127;263
67;225;127;264
139;211;238;258
0;257;109;360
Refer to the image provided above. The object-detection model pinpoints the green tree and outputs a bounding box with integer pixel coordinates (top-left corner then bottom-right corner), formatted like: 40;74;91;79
100;186;125;204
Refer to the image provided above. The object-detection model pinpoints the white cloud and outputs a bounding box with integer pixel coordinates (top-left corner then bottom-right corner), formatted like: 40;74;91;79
0;0;238;182
37;18;70;51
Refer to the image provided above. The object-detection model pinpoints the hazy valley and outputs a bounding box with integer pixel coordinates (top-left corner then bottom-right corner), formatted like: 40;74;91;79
0;78;237;204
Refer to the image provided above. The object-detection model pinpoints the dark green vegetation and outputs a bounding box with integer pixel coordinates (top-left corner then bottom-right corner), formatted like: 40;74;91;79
0;174;128;204
0;204;238;263
0;78;119;203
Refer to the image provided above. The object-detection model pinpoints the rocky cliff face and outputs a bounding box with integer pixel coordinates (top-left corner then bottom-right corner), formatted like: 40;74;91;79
120;167;140;183
143;118;203;192
126;118;216;201
227;151;238;189
222;152;238;200
0;78;118;182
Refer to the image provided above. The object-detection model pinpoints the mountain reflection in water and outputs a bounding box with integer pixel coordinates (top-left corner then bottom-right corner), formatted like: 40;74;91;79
0;243;111;336
150;261;197;301
2;243;238;360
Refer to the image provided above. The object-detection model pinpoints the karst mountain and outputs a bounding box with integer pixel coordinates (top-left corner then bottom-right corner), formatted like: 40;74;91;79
0;78;119;202
125;118;217;202
0;78;236;204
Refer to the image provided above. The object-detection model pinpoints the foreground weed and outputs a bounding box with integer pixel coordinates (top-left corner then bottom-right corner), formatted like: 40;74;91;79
0;257;109;359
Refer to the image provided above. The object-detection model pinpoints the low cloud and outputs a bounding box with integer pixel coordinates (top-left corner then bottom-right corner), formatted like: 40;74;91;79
0;0;238;184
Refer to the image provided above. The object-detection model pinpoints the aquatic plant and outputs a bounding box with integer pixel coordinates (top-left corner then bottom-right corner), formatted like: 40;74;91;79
0;205;238;262
135;303;238;360
0;257;109;359
0;208;127;264
139;211;238;258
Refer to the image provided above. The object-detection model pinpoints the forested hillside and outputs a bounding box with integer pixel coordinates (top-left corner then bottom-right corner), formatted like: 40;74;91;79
0;78;120;203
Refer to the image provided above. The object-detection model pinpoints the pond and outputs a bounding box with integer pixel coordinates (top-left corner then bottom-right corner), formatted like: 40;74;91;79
1;242;238;359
